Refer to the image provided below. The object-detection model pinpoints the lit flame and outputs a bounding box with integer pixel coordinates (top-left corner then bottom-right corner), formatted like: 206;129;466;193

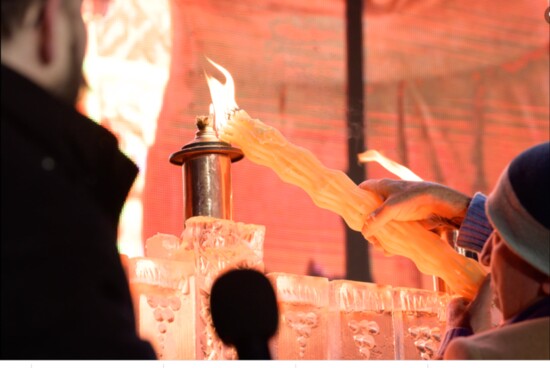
204;57;239;132
358;150;422;181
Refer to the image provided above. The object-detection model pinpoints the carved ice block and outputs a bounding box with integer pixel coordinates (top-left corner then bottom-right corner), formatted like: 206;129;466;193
266;272;329;360
184;216;265;360
145;233;187;260
127;253;195;359
329;280;394;360
392;287;448;360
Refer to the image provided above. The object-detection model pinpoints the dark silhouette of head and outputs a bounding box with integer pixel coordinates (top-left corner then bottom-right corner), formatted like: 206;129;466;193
210;268;279;360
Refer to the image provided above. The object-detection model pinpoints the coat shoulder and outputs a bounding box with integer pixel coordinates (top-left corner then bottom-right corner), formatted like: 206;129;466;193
444;317;550;360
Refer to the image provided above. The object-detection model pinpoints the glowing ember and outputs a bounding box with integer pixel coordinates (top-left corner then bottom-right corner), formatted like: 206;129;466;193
358;150;422;182
204;58;239;132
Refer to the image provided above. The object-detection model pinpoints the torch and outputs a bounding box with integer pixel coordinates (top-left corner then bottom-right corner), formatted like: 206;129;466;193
169;58;244;220
169;113;243;220
170;58;244;220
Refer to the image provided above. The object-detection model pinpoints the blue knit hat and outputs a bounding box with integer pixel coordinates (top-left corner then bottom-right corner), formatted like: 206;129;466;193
486;141;550;276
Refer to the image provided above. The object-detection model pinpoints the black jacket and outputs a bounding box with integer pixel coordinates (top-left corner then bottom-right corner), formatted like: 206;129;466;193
0;64;156;359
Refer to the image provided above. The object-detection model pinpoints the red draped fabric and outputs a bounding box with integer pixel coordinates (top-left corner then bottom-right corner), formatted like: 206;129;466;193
132;0;549;289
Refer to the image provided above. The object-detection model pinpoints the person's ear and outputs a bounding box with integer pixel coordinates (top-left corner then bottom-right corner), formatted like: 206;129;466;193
38;0;61;64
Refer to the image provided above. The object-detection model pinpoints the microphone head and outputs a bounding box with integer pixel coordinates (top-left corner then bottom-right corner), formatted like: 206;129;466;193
210;268;278;358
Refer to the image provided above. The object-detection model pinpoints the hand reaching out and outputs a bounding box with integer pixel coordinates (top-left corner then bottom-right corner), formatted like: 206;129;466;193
359;179;471;239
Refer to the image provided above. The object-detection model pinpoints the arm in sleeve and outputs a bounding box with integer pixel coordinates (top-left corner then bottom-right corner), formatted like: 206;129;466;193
456;192;493;253
436;327;474;359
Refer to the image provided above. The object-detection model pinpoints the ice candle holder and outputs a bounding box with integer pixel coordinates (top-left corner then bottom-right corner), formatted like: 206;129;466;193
392;287;449;360
329;280;395;360
127;234;196;359
184;216;265;360
267;272;329;360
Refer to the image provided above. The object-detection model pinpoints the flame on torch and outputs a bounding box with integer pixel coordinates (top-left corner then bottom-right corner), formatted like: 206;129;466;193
204;57;239;133
358;150;422;181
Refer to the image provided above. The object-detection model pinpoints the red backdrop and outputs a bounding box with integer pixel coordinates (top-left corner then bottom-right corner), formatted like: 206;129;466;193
138;0;549;289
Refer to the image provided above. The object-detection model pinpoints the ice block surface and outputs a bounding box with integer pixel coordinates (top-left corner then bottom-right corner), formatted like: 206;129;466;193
185;216;266;360
127;254;196;359
392;287;448;360
145;233;192;260
329;280;395;360
267;272;329;360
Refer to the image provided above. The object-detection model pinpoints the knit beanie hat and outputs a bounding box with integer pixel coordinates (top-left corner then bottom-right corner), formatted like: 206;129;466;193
486;141;550;276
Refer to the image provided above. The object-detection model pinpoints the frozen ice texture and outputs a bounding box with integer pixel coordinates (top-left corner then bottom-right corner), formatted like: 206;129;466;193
184;216;265;360
392;287;448;360
145;233;192;260
267;272;329;360
127;254;196;359
329;280;395;360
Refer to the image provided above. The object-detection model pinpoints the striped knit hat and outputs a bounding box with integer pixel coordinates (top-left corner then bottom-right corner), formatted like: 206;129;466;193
486;141;550;276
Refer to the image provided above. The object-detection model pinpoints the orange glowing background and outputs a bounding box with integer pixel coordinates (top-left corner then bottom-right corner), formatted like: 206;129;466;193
81;0;549;290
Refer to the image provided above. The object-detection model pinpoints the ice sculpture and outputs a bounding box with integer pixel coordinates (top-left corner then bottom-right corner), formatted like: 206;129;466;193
392;287;449;360
184;216;265;360
127;233;195;359
267;272;329;359
329;280;395;360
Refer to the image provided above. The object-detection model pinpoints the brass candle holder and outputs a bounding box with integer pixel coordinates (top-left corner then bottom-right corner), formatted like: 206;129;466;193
170;115;243;220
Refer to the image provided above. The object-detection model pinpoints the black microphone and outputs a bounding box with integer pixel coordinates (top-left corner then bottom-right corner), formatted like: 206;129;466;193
210;268;279;360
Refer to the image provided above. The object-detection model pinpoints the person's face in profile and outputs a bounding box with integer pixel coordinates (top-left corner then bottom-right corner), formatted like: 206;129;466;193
481;231;547;320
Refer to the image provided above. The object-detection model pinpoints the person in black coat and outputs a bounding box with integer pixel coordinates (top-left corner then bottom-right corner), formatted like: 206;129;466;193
1;0;156;359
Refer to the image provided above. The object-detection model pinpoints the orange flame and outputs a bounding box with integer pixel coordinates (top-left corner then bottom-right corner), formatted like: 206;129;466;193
358;150;422;181
204;57;239;132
